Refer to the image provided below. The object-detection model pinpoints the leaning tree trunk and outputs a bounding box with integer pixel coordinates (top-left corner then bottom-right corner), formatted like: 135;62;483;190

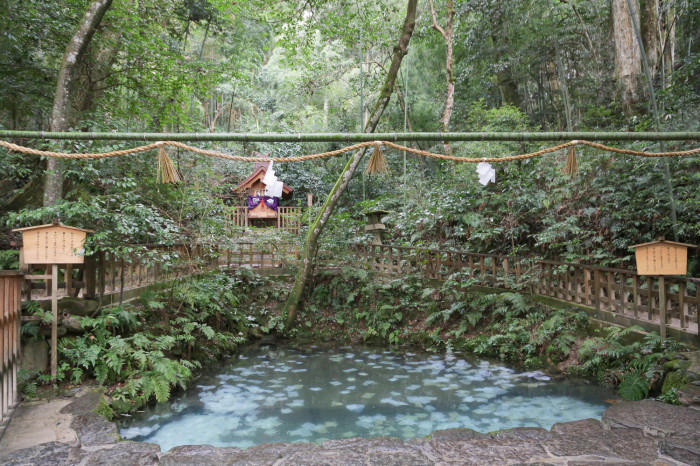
44;0;113;206
612;0;642;115
428;0;455;157
284;0;418;327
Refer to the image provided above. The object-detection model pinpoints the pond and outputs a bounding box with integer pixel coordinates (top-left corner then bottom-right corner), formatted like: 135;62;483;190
119;343;615;451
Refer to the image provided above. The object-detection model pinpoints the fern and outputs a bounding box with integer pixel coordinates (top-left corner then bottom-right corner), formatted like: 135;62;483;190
465;310;483;327
618;372;650;400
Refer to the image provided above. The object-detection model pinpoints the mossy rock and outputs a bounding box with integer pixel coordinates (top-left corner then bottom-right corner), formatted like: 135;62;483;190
663;358;691;372
662;370;689;395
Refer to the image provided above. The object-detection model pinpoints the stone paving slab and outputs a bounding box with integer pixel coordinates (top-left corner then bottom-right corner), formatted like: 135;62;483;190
1;391;699;465
0;399;77;455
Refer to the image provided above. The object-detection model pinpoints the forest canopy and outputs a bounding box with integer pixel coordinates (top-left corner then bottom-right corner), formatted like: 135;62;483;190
0;0;698;271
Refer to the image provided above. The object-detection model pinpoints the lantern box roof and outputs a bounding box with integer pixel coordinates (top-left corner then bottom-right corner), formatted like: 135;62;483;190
629;239;696;249
12;223;94;233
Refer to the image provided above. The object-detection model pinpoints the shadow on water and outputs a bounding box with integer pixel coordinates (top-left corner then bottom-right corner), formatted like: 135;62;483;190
119;340;616;451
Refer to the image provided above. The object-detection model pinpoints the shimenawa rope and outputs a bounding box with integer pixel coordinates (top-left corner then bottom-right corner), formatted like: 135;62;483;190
1;139;697;163
1;138;697;181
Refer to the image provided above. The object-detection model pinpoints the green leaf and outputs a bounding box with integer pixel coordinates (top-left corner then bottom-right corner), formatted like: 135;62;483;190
618;372;650;401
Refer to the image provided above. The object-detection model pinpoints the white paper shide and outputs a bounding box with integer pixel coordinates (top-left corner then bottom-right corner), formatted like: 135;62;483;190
476;162;496;186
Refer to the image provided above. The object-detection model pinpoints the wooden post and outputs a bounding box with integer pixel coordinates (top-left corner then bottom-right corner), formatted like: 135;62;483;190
491;257;497;286
98;252;106;298
44;264;51;297
618;273;625;314
307;193;313;207
84;254;96;298
119;258;125;306
632;275;638;319
65;264;73;297
607;272;614;312
659;276;666;339
594;270;601;311
110;254;116;293
51;264;58;380
647;277;653;320
678;281;686;329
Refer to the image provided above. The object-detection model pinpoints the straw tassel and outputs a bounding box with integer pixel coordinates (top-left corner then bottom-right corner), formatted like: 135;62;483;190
364;143;389;175
562;146;578;177
157;145;181;183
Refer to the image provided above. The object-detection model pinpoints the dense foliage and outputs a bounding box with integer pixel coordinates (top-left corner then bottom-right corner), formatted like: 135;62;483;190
0;0;697;266
1;0;698;414
302;268;690;401
20;270;285;416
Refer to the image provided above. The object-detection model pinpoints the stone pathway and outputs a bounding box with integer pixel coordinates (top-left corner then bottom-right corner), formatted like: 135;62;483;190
1;388;698;465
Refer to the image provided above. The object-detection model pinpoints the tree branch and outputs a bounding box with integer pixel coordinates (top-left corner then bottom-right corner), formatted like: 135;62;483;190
428;0;448;41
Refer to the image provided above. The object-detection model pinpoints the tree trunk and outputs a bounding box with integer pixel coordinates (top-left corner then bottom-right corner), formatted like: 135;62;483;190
284;0;418;327
641;0;660;77
661;2;675;89
44;0;113;206
612;0;643;114
428;0;455;156
554;47;573;131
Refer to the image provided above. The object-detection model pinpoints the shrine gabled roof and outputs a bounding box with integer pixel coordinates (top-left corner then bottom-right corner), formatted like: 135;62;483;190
234;165;293;196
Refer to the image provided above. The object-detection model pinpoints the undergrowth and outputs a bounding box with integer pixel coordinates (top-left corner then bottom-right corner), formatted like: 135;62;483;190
23;269;284;417
303;268;690;402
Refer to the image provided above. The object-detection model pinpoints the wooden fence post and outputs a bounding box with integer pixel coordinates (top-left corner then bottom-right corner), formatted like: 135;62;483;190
84;254;96;298
632;275;638;319
659;276;666;339
51;264;58;380
678;281;686;329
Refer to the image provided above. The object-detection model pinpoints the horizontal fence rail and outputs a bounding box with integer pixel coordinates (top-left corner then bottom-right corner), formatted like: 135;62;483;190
23;242;300;304
0;272;22;427
351;244;699;339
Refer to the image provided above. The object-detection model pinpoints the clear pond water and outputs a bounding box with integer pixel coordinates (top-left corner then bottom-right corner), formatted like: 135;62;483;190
120;344;615;451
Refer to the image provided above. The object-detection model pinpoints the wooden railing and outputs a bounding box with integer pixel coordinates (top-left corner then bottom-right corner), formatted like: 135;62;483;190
229;206;303;233
0;272;22;427
277;207;303;234
351;244;699;339
230;206;248;228
24;242;299;302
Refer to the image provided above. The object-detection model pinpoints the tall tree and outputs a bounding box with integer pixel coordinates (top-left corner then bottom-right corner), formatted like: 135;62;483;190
284;0;418;327
612;0;643;114
428;0;456;156
640;0;675;89
44;0;113;206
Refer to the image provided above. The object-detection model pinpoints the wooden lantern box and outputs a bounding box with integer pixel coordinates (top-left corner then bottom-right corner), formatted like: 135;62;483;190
630;239;696;276
13;223;93;265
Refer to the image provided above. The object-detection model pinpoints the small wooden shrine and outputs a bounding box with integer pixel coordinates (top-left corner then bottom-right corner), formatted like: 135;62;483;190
234;159;294;227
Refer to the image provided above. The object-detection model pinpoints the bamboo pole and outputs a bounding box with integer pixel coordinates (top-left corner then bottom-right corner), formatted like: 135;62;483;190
0;130;698;142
